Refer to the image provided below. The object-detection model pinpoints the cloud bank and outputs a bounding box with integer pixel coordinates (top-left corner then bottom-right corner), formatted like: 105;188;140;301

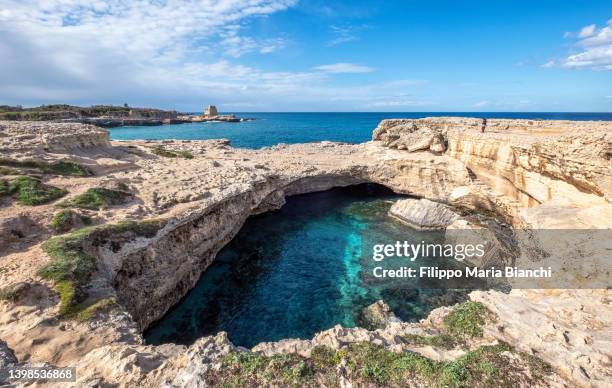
549;19;612;71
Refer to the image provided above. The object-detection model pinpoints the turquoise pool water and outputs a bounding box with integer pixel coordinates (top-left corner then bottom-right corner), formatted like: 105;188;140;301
109;112;612;149
145;184;462;348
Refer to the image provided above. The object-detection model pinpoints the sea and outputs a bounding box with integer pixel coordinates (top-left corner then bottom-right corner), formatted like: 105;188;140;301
108;112;612;149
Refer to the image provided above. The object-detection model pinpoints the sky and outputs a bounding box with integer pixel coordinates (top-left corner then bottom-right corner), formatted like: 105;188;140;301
0;0;611;112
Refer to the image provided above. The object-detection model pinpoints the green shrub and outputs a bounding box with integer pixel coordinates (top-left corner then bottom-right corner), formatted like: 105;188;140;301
443;301;491;338
74;297;116;321
151;145;194;159
402;333;458;349
50;209;74;232
47;161;91;176
50;209;91;233
0;158;91;176
206;340;552;387
38;219;163;318
61;187;132;210
8;176;67;205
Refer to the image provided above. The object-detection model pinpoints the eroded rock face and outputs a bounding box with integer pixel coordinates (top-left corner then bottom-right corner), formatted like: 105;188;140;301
373;119;447;153
444;219;516;268
389;198;460;229
357;300;402;330
472;289;612;387
373;117;612;215
0;121;110;154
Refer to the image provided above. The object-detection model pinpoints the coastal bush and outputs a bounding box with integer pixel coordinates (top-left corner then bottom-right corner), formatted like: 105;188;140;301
73;297;117;321
46;161;91;176
206;342;552;387
49;209;91;233
8;176;67;205
38;219;163;318
150;145;194;159
0;158;91;176
214;351;319;387
443;301;491;338
402;333;458;349
61;187;132;210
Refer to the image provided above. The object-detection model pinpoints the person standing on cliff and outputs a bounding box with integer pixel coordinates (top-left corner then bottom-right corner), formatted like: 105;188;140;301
481;118;487;133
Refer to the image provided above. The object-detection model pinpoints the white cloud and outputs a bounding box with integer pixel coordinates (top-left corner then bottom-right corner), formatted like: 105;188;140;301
219;26;288;57
0;0;299;105
473;101;489;108
313;63;375;74
548;20;612;71
578;24;596;38
327;25;358;46
0;1;431;111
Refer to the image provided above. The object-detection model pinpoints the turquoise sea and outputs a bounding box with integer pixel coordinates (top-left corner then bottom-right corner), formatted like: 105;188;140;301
109;112;612;149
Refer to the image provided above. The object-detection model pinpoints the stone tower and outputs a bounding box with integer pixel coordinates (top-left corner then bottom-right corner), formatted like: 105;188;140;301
204;105;218;117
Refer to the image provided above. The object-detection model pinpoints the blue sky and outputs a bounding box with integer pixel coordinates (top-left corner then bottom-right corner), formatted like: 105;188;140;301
0;0;611;111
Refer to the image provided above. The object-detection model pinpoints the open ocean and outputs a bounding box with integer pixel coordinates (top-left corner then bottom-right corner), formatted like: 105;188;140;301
109;112;612;149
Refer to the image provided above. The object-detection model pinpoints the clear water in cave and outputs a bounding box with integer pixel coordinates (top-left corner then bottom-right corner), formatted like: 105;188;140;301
144;184;467;348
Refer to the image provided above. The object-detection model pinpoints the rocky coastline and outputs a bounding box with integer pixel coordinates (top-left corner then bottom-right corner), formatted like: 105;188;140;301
0;104;252;128
0;117;610;386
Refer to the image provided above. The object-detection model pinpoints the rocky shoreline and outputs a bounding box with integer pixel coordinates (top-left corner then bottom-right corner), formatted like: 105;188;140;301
0;104;253;128
0;117;610;386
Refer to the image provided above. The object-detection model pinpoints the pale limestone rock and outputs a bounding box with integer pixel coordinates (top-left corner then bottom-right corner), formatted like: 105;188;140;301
167;332;235;388
444;219;514;267
357;300;402;330
373;120;447;153
471;289;612;387
389;198;459;229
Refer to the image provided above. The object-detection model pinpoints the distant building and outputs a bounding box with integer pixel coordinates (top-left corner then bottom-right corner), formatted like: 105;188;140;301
204;105;218;117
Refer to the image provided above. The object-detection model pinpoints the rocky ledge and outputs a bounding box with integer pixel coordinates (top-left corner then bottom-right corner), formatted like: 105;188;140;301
0;118;610;387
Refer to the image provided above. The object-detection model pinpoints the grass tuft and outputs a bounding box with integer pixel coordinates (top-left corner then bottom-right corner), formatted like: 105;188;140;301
73;297;117;321
8;176;67;205
0;157;91;176
150;145;194;159
38;219;163;318
443;301;491;338
206;341;552;387
61;187;132;210
47;161;91;176
402;333;458;350
49;209;91;233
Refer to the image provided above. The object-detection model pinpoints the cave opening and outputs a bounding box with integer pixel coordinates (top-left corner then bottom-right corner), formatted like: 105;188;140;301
144;183;467;348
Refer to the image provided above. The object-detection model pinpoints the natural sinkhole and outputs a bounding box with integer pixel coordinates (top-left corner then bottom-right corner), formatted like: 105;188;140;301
145;184;466;348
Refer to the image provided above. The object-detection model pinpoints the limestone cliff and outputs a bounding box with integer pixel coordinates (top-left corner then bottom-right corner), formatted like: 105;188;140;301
0;118;610;387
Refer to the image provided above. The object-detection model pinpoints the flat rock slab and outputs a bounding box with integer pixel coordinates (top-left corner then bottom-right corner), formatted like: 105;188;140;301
389;198;460;229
